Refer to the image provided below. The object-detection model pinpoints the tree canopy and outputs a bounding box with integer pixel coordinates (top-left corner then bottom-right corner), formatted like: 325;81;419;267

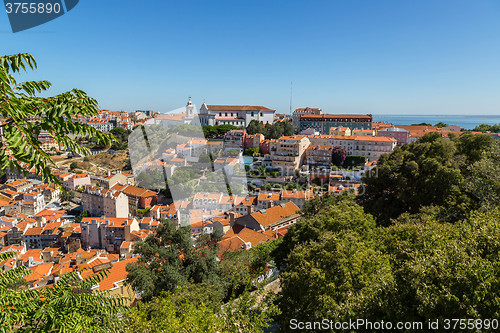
246;120;294;139
202;124;239;138
273;195;500;330
472;123;500;133
358;132;499;225
125;219;221;301
0;53;112;185
0;252;123;332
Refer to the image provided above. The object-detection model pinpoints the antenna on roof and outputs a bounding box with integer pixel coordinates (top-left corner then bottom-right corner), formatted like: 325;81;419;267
289;81;293;116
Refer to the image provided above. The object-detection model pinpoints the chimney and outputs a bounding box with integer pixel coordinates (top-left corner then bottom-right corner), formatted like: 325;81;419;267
229;212;236;225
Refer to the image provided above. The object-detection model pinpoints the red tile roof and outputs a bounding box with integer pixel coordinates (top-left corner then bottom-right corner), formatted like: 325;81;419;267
207;105;274;111
248;202;300;228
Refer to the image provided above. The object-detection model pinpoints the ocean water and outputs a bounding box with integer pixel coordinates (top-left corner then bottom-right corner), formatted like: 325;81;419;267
372;115;500;130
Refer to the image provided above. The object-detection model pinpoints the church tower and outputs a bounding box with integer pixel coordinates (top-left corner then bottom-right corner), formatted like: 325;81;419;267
185;97;194;119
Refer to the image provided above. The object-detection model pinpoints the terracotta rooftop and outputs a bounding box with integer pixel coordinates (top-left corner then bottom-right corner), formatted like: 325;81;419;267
111;184;157;198
257;192;280;202
206;105;274;112
81;257;138;291
217;236;246;258
248;202;300;228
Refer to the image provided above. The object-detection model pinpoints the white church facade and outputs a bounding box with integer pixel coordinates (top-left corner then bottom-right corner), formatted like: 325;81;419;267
198;103;275;127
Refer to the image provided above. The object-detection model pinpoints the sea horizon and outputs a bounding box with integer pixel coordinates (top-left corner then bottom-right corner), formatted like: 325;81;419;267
370;114;500;130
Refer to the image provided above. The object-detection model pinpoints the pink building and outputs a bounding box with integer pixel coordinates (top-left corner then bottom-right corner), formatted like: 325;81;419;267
377;127;409;146
244;133;264;150
224;130;247;150
63;173;91;191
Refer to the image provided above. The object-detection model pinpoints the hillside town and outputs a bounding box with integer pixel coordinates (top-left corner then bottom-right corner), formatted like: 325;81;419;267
1;99;499;304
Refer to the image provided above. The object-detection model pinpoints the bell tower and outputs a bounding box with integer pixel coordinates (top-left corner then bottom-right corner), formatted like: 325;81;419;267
186;97;194;119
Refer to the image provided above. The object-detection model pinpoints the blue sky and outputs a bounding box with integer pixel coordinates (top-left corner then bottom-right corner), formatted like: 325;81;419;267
2;0;500;115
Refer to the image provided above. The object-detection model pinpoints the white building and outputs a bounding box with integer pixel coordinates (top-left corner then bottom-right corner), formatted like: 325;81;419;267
81;186;130;218
198;103;275;127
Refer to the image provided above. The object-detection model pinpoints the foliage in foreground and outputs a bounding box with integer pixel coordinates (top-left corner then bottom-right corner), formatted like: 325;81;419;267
0;53;112;185
273;195;500;332
123;287;279;333
126;218;278;303
0;252;123;332
358;132;499;225
125;220;222;302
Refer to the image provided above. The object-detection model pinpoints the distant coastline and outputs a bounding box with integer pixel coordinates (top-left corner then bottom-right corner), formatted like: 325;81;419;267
371;114;500;130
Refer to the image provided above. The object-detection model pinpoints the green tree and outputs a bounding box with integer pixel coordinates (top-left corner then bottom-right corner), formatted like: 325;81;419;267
198;153;211;163
110;127;130;150
331;146;346;166
246;120;265;136
472;124;500;133
74;210;89;224
0;54;111;185
274;198;500;330
60;190;75;202
273;194;374;268
343;155;366;167
372;209;500;324
358;132;498;225
243;147;259;156
69;162;78;171
124;288;279;333
267;122;284;139
123;291;223;333
126;219;221;301
283;121;294;136
0;252;123;332
434;121;448;128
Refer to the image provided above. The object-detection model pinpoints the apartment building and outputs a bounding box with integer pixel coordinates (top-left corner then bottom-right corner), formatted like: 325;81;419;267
354;136;397;161
95;171;134;189
80;217;139;253
244;133;264;150
305;145;333;167
280;189;312;209
352;129;376;137
81;186;129;218
377;127;410;146
3;179;33;193
110;184;157;216
292;107;322;132
22;190;45;215
43;185;60;203
193;193;224;211
256;192;281;210
299;114;372;134
224;130;247;150
308;135;356;156
63;173;91;191
329;127;352;136
271;136;311;175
